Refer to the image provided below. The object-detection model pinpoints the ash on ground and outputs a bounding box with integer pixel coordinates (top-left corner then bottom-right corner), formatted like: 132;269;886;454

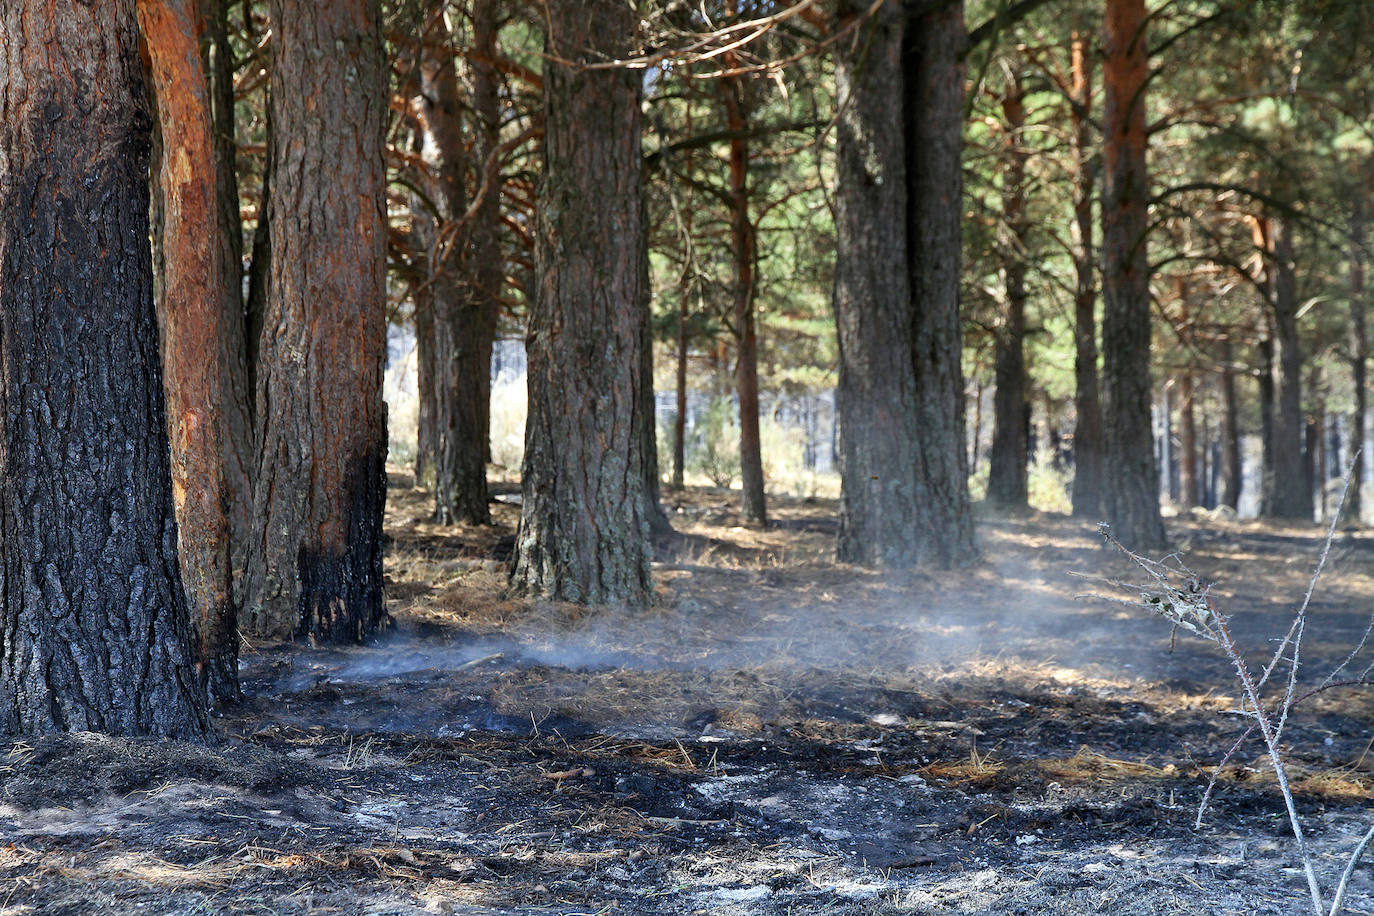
3;481;1374;915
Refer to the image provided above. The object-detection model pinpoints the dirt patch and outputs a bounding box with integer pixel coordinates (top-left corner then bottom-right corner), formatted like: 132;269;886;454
3;482;1374;914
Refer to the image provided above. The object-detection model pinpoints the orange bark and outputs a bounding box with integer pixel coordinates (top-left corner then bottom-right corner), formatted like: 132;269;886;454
137;0;238;702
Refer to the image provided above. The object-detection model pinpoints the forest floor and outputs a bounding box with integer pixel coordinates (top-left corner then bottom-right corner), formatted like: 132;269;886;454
4;472;1374;915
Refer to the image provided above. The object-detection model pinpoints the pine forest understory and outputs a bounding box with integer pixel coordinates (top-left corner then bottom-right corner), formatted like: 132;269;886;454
3;1;1374;914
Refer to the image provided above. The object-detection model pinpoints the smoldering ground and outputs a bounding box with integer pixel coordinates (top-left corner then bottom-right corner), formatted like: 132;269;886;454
2;484;1374;915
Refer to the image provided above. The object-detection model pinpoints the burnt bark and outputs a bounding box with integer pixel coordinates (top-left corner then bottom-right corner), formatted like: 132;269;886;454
986;71;1030;511
1068;30;1104;518
139;0;244;703
1099;0;1165;550
834;0;921;566
0;1;208;738
903;0;978;565
509;0;652;605
245;0;389;641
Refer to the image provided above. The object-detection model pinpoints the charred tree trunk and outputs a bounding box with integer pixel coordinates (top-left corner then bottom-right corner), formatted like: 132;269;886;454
903;0;978;565
1268;217;1311;520
834;0;921;566
509;0;652;605
413;6;492;527
1068;30;1104;518
1099;0;1165;550
139;0;244;703
986;72;1030;511
0;0;208;737
723;73;768;526
245;0;389;641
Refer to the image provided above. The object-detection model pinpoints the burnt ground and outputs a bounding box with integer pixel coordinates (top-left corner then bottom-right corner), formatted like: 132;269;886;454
4;477;1374;915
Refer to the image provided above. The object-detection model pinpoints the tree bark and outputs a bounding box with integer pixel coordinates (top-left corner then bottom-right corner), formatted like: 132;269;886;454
1268;216;1311;520
834;0;921;566
723;72;768;526
1100;0;1165;550
1219;338;1242;509
1349;179;1367;522
509;0;652;605
673;284;689;491
245;0;389;641
903;0;978;565
138;0;243;703
413;281;436;486
1178;371;1198;509
413;4;493;526
986;71;1030;511
1068;30;1104;518
0;0;208;738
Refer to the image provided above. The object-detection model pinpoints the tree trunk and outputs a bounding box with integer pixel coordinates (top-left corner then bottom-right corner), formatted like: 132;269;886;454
1350;180;1368;522
1268;217;1311;520
723;73;767;526
509;0;652;605
413;282;436;487
834;0;921;566
139;0;244;704
986;71;1030;511
673;285;689;491
0;0;208;738
639;188;671;538
1100;0;1165;550
1219;338;1242;509
245;0;389;641
470;0;502;470
1178;371;1198;509
904;0;978;565
413;4;492;527
1068;30;1104;518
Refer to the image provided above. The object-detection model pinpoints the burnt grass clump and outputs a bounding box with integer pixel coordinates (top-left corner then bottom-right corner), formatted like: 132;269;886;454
2;477;1374;914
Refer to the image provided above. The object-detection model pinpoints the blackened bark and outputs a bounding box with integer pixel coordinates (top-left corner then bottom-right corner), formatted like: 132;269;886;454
1068;30;1104;518
904;0;979;565
1268;217;1311;520
0;1;207;738
834;0;921;566
986;72;1030;511
139;0;243;703
245;0;389;641
509;0;652;605
1100;0;1165;550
